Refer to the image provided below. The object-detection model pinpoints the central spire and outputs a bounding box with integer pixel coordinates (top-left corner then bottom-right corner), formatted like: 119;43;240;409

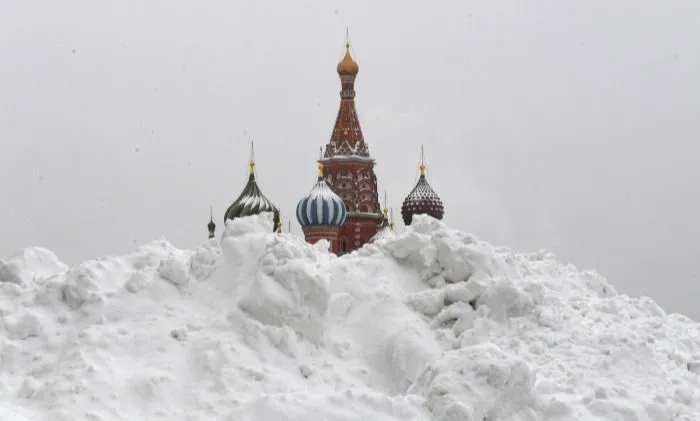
318;34;383;255
324;34;369;158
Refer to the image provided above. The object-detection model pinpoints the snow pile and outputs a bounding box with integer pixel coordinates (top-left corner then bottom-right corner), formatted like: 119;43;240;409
1;213;699;421
0;247;68;286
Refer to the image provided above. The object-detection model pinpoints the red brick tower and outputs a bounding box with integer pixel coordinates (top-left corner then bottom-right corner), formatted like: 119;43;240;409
320;40;383;255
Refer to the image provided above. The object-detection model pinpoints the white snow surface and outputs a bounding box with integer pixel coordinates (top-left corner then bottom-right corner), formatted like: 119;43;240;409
1;213;699;421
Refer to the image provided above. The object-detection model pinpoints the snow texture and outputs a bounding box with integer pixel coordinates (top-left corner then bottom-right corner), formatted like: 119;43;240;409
0;212;699;420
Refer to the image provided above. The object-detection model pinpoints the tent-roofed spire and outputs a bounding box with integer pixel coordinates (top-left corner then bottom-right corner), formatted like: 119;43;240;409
324;34;369;158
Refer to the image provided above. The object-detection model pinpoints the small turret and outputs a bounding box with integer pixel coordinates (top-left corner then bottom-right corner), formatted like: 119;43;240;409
207;206;216;239
380;191;390;229
370;192;393;243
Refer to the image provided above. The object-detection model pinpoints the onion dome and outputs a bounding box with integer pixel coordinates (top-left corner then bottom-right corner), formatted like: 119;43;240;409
337;42;359;76
401;147;444;226
224;153;280;232
297;161;347;227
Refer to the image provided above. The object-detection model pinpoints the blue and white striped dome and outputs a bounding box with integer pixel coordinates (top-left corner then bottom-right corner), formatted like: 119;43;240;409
296;176;347;227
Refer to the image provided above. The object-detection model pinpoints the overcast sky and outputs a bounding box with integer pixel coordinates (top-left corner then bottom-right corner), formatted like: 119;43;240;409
1;0;698;319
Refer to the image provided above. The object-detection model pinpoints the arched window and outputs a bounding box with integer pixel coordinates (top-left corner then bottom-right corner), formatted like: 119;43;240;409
341;237;349;253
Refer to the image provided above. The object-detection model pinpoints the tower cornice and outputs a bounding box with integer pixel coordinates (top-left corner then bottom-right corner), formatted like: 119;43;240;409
320;156;375;165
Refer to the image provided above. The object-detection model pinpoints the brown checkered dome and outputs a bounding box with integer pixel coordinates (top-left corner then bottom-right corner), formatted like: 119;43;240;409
400;148;444;226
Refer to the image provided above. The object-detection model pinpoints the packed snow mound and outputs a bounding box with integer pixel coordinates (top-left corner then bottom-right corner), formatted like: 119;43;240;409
0;247;68;286
1;213;699;421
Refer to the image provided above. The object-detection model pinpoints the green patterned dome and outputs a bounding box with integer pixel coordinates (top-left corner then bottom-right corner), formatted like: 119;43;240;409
224;159;280;232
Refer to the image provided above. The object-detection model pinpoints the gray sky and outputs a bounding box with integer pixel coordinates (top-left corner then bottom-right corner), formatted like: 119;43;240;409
1;0;699;319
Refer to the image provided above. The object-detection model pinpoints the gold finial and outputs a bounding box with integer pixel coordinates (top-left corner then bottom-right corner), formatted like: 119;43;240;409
317;146;325;177
419;144;426;176
383;191;389;219
248;140;256;175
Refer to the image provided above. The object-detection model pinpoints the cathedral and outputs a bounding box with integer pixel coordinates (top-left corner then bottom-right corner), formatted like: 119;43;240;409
209;40;445;255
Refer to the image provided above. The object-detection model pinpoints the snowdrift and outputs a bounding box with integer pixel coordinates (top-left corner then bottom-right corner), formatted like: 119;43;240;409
0;213;699;421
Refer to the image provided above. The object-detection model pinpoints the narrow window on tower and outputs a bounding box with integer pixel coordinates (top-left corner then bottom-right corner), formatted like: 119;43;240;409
341;237;349;253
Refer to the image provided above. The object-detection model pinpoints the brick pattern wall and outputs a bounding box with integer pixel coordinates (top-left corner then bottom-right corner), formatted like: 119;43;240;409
302;225;341;254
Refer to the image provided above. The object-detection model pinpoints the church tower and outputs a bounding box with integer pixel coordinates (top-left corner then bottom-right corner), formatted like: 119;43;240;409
320;38;383;254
